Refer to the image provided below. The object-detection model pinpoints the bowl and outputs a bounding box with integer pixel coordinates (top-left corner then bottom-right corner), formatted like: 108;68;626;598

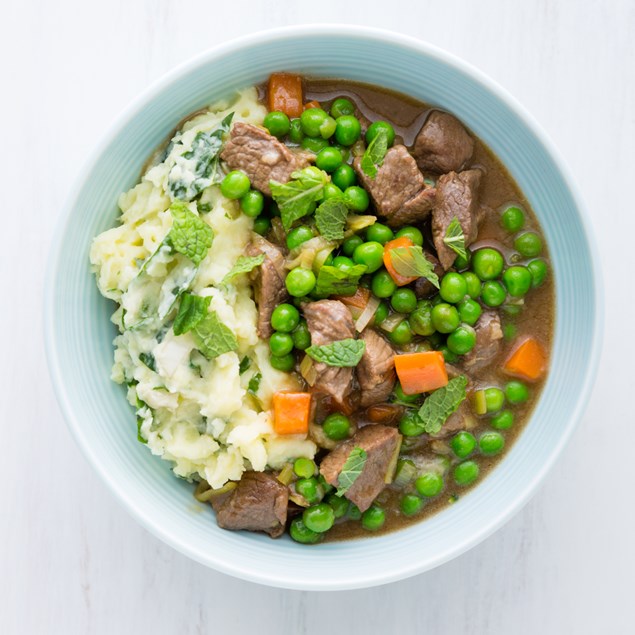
45;25;602;590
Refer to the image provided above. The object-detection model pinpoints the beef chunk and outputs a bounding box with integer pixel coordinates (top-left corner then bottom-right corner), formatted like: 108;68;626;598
414;251;444;298
432;401;477;438
353;145;436;228
320;425;401;512
357;329;396;408
463;311;503;372
220;122;312;196
413;111;474;174
303;300;356;408
432;169;482;269
212;472;288;538
246;236;288;338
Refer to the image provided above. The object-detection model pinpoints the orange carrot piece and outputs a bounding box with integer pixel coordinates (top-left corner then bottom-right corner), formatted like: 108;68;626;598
394;351;448;395
333;287;371;310
272;392;312;435
503;337;547;382
267;73;303;118
383;237;418;286
304;100;321;110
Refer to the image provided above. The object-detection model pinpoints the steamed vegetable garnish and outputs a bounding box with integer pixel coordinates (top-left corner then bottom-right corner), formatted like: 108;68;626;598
91;74;553;544
336;447;368;496
168;112;234;201
270;166;329;229
306;338;366;367
443;217;467;260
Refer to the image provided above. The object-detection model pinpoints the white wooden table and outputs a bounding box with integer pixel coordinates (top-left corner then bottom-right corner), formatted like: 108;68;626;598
2;1;632;633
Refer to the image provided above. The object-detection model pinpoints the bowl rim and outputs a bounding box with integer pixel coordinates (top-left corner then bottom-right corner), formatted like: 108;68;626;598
44;24;604;590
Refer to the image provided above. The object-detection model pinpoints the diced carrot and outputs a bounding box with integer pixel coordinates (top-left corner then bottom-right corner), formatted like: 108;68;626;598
333;287;371;310
267;73;303;118
502;337;547;382
304;100;321;110
272;391;312;435
394;351;448;395
383;237;419;286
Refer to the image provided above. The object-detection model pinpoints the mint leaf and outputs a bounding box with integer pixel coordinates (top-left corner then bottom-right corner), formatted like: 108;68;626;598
417;375;468;435
336;447;368;496
443;217;467;260
306;338;365;367
192;310;238;359
360;127;389;179
270;166;329;230
222;254;265;284
168;202;213;266
168;112;234;201
315;198;348;241
248;372;262;394
173;293;211;335
138;352;156;371
389;246;439;288
315;264;367;297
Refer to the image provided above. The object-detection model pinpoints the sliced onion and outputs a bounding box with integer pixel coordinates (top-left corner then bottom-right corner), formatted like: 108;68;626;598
286;236;334;271
354;294;381;332
300;354;318;386
346;214;377;233
379;312;404;333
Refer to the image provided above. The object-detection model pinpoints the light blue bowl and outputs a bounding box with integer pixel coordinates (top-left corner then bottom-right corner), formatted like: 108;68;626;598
45;25;602;590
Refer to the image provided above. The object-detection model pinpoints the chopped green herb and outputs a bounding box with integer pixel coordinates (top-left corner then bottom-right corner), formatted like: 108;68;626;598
138;352;156;372
443;217;467;260
239;356;251;374
336;446;368;496
389;246;439;288
248;372;262;394
222;254;265;284
168;202;214;266
417;375;468;435
315;198;349;241
198;202;212;213
173;293;211;336
191;310;238;360
315;263;367;297
360;127;389;179
306;338;366;367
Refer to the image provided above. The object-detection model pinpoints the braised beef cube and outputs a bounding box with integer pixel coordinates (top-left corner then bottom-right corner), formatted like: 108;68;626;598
431;401;477;438
220;122;312;196
357;329;396;408
211;472;289;538
353;145;436;228
246;235;289;339
320;425;401;512
463;311;503;372
432;169;482;270
413;111;475;174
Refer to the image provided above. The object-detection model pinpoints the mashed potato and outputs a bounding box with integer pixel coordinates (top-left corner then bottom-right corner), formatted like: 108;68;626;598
91;88;316;489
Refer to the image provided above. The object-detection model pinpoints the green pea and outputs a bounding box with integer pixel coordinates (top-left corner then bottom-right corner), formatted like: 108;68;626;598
395;226;424;246
239;190;264;217
389;320;413;345
503;266;532;297
331;144;351;163
457;298;482;326
400;493;424;516
462;272;482;299
484;387;505;413
501;205;525;232
393;382;421;403
319;116;337;139
253;216;271;236
331;164;357;190
326;493;349;519
289;517;321;544
317;474;334;495
322;183;344;201
391;288;417;314
528;259;548;287
514;232;543;257
344;186;370;212
295;477;323;505
372;269;398;298
315;146;343;173
366;120;396;147
479;431;505;456
373;301;390;326
453;251;471;271
472;248;505;281
333;255;355;271
289;118;304;144
300;107;329;137
481;281;507;307
399;411;425;436
342;235;364;256
330;97;355;119
322;413;350;441
409;303;436;336
269;332;294;357
415;472;444;497
490;410;514;430
301;136;329;153
285;267;316;297
453;460;480;486
270;352;295;372
286;225;315;250
361;505;386;531
366;223;394;245
303;503;335;533
450;431;477;458
220;170;251;199
503;324;517;341
447;325;476;355
335;115;362;146
505;380;529;404
431;303;460;333
440;272;468;304
271;303;300;333
440;346;459;364
293;457;316;479
263;111;290;138
353;241;385;273
292;320;311;351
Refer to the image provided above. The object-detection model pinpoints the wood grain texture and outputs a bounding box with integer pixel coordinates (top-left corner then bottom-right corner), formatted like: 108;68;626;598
1;0;633;633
